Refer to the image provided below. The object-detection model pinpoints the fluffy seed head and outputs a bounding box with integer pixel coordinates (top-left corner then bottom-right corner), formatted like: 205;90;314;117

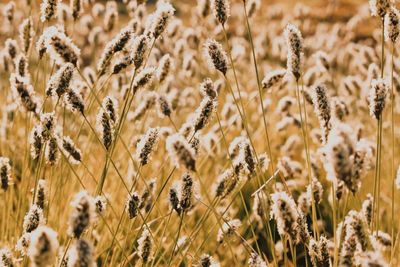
68;191;96;238
67;239;94;267
23;204;45;233
200;78;218;99
284;23;303;81
323;123;356;188
35;179;47;210
369;78;388;119
64;87;85;114
136;127;159;165
0;157;11;191
211;0;230;25
217;218;241;243
311;84;331;143
157;54;173;85
10;74;40;114
270;191;300;240
369;0;389;18
248;252;267;267
361;194;373;225
132;67;155;94
0;247;14;267
59;136;82;164
96;96;119;150
196;254;220;267
131;35;149;70
46;63;74;98
138;228;152;263
191;96;217;132
40;0;59;22
94;195;107;216
307;177;323;204
179;173;195;212
70;0;82;21
30;125;44;159
157;94;172;117
204;39;228;75
385;7;400;43
44;28;80;66
45;137;59;165
262;69;286;90
97;27;133;76
28;226;59;267
148;2;175;39
19;17;34;54
126;192;140;219
166;134;196;171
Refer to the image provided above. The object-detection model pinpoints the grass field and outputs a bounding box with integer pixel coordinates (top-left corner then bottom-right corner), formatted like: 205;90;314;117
0;0;399;266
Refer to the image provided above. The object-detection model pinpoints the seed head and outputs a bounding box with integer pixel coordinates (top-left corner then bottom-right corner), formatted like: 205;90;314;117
44;27;80;66
270;191;300;240
28;226;59;267
204;39;228;75
3;2;15;23
369;78;389;120
70;0;82;21
104;7;118;32
138;228;152;263
246;0;261;19
262;69;286;90
196;254;220;267
45;137;59;165
248;252;267;267
147;2;175;39
200;78;218;99
369;0;389;18
5;39;18;60
211;0;230;25
136;127;159;166
35;179;47;209
126;192;140;219
157;94;172;117
19;18;34;54
97;27;133;76
311;84;331;144
284;23;303;81
385;7;400;43
306;177;323;204
67;239;94;267
191;96;216;132
179;173;195;213
0;157;11;191
323;123;356;187
166;134;196;171
68;191;96;238
0;247;14;267
10;74;40;114
46;63;74;98
64;87;85;114
361;194;373;226
157;54;173;85
40;0;59;22
15;54;29;79
217;218;241;243
94;195;107;216
59;136;82;164
96;96;119;150
132;67;156;94
30;125;43;159
131;35;149;70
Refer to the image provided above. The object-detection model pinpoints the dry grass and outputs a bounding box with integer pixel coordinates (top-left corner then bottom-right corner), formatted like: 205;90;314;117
0;0;399;266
